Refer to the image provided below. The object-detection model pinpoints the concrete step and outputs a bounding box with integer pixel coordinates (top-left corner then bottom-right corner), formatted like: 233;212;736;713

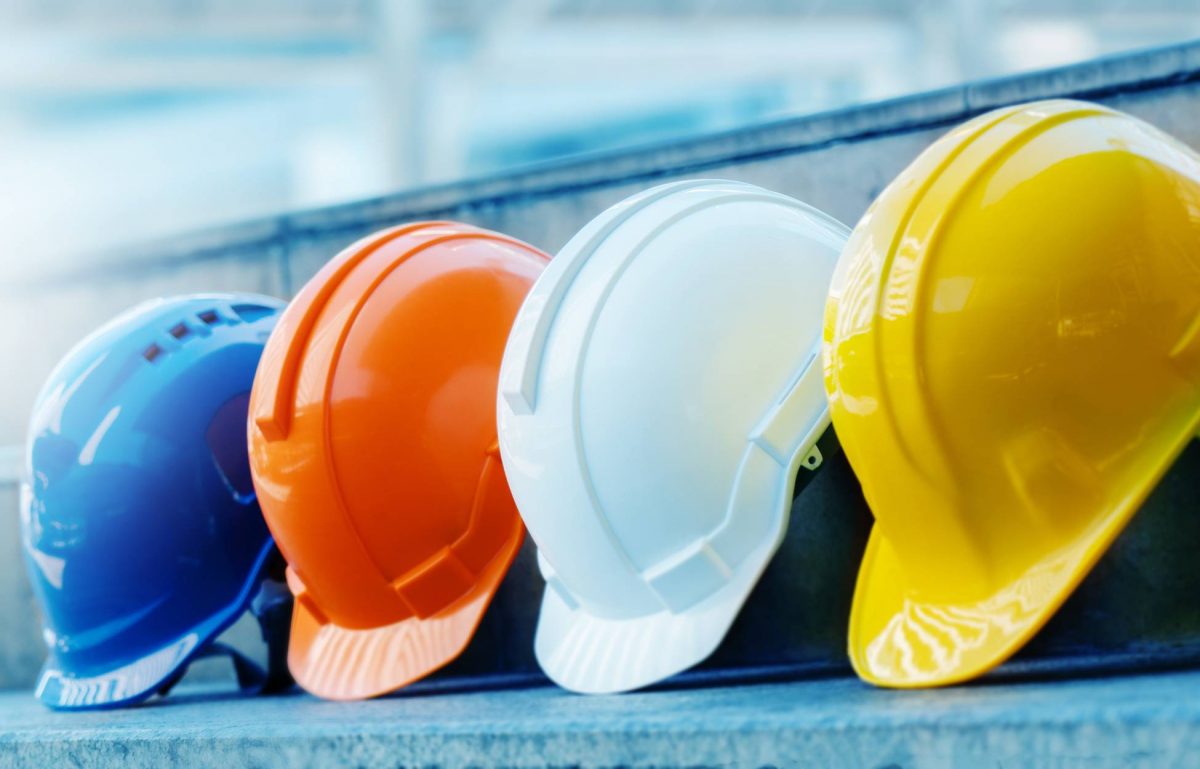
2;40;1200;693
3;669;1200;768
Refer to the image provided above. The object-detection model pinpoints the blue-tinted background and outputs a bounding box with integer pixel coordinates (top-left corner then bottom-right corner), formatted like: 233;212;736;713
1;0;1198;288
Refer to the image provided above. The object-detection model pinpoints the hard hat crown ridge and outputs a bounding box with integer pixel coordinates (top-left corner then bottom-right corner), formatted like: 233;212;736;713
252;220;456;442
499;179;850;693
249;220;548;700
825;99;1200;688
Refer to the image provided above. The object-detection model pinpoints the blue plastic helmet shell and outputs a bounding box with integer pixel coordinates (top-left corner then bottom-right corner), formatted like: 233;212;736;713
21;294;284;709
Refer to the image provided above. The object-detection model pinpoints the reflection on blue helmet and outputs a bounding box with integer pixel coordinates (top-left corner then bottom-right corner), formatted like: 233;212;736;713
22;294;285;709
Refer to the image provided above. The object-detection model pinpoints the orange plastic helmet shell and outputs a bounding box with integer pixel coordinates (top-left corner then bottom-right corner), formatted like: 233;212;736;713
248;221;548;700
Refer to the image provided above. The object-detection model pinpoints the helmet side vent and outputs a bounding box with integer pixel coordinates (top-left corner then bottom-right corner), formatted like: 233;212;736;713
232;304;273;324
142;343;163;363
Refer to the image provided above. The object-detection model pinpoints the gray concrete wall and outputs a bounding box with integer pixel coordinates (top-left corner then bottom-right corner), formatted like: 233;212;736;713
1;41;1199;691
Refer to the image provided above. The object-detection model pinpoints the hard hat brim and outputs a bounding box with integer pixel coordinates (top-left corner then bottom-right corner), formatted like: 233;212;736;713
35;633;201;710
286;531;521;701
33;539;277;710
847;527;1078;688
533;544;769;695
849;425;1200;688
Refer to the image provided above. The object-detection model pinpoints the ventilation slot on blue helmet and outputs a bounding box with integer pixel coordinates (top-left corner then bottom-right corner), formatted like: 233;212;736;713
143;344;163;363
232;304;273;323
198;309;220;325
169;323;191;341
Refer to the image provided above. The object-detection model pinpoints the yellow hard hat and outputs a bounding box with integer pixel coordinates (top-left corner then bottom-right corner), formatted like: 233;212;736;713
824;99;1200;688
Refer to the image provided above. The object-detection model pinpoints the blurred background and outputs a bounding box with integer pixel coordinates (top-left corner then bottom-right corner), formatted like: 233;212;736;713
0;0;1196;455
0;0;1197;467
2;0;1199;289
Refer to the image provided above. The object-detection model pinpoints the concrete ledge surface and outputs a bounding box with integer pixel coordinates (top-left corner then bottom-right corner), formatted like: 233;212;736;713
3;669;1200;768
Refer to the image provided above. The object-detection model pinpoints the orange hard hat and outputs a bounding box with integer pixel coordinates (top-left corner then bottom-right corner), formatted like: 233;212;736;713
247;221;548;700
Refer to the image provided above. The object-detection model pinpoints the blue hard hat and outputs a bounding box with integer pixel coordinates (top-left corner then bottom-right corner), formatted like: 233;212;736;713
21;294;292;709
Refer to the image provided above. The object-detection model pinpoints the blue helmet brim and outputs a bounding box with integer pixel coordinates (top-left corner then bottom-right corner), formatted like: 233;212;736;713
34;539;276;710
36;632;201;709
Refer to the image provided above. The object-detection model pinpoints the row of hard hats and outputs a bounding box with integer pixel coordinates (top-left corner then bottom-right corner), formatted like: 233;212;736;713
22;99;1200;709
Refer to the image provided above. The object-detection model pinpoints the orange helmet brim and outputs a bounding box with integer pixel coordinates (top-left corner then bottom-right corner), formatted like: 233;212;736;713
287;529;523;701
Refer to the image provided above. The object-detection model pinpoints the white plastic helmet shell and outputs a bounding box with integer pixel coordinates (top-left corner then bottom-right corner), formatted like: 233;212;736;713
497;179;848;694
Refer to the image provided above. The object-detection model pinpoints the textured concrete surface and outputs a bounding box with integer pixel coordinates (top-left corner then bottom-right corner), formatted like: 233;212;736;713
2;41;1200;691
4;670;1200;768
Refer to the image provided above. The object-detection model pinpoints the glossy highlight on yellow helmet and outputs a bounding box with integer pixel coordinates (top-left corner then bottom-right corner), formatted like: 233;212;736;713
824;99;1200;688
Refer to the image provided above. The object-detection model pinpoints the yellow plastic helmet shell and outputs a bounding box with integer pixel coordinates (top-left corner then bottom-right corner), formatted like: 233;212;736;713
824;99;1200;688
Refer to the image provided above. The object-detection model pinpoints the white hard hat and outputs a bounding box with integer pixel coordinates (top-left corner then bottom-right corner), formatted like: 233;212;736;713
497;179;848;694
